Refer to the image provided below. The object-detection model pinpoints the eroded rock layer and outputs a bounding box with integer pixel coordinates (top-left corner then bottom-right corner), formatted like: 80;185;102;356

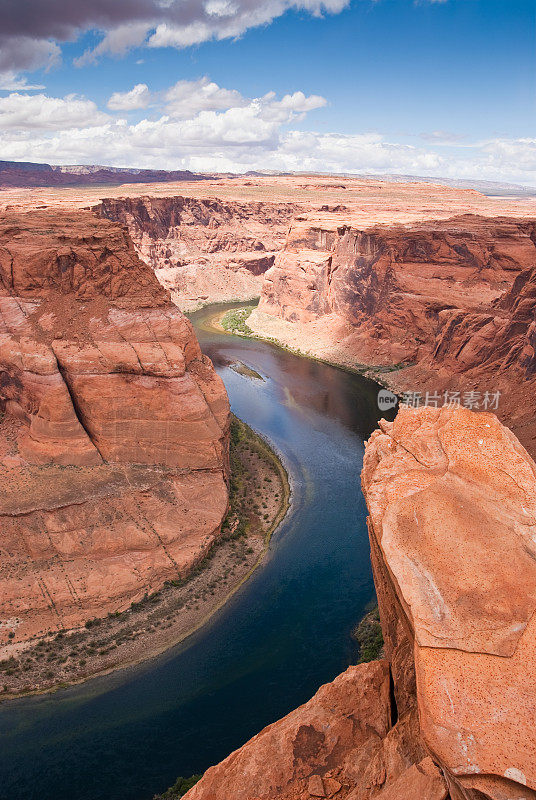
98;196;300;311
0;210;229;645
186;405;536;800
251;213;536;451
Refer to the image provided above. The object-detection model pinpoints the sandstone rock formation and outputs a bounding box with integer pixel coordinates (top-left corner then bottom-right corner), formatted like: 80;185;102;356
185;405;536;800
98;197;300;311
363;405;536;800
250;213;536;453
0;210;229;646
186;660;396;800
257;214;536;362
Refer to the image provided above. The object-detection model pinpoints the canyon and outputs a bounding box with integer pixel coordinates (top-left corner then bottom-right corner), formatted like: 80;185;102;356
104;179;536;800
250;210;536;455
97;196;300;310
0;208;230;649
1;174;536;799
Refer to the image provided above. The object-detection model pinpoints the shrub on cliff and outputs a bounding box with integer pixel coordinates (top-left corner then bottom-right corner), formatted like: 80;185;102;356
352;605;384;663
153;774;202;799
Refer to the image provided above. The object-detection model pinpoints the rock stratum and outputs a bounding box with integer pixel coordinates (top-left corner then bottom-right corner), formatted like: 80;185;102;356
0;209;229;647
186;405;536;800
98;196;300;311
251;212;536;453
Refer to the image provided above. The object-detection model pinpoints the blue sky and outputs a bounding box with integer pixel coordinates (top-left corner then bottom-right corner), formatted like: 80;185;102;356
0;0;534;183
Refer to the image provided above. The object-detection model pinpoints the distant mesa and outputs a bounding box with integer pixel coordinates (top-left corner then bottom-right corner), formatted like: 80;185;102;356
0;159;212;188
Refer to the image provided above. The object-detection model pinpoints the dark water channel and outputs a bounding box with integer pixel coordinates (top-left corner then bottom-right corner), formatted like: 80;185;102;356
0;302;391;800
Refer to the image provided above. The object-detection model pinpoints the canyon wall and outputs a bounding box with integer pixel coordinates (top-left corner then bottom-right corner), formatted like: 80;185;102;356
251;213;536;452
98;196;300;311
0;210;230;646
186;405;536;800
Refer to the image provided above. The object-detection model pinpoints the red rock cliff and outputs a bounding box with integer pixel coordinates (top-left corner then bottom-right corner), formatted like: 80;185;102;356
98;196;300;311
0;210;230;645
253;212;536;452
185;405;536;800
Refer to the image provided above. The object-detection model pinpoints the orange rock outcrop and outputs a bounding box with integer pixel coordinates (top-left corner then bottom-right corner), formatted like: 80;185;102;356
259;214;535;342
363;405;536;799
186;405;536;800
0;210;229;646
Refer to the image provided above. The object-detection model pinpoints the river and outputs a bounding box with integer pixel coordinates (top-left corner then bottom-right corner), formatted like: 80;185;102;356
0;302;392;800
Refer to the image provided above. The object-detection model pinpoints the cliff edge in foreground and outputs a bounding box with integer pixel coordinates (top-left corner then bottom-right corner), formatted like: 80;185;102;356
185;405;536;800
0;210;230;647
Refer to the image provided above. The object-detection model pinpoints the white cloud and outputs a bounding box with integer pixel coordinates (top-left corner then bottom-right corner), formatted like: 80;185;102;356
5;125;536;187
80;0;351;62
205;0;239;17
258;91;327;122
479;137;536;174
0;120;447;176
484;137;536;162
148;21;212;49
0;72;45;91
74;23;153;67
164;77;247;118
161;79;326;123
108;83;152;111
0;81;534;188
0;92;109;131
274;130;443;174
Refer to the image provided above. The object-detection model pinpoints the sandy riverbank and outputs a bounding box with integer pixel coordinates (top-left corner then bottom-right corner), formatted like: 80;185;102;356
0;417;290;702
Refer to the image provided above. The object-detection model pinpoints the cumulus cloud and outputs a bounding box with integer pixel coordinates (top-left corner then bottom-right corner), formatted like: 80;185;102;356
108;83;152;111
0;92;109;130
0;118;450;176
3;124;535;185
259;91;327;122
0;80;534;187
0;81;325;149
480;137;536;173
0;72;45;91
145;0;349;50
164;77;247;118
275;131;443;174
0;35;60;74
75;22;155;67
162;78;326;123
